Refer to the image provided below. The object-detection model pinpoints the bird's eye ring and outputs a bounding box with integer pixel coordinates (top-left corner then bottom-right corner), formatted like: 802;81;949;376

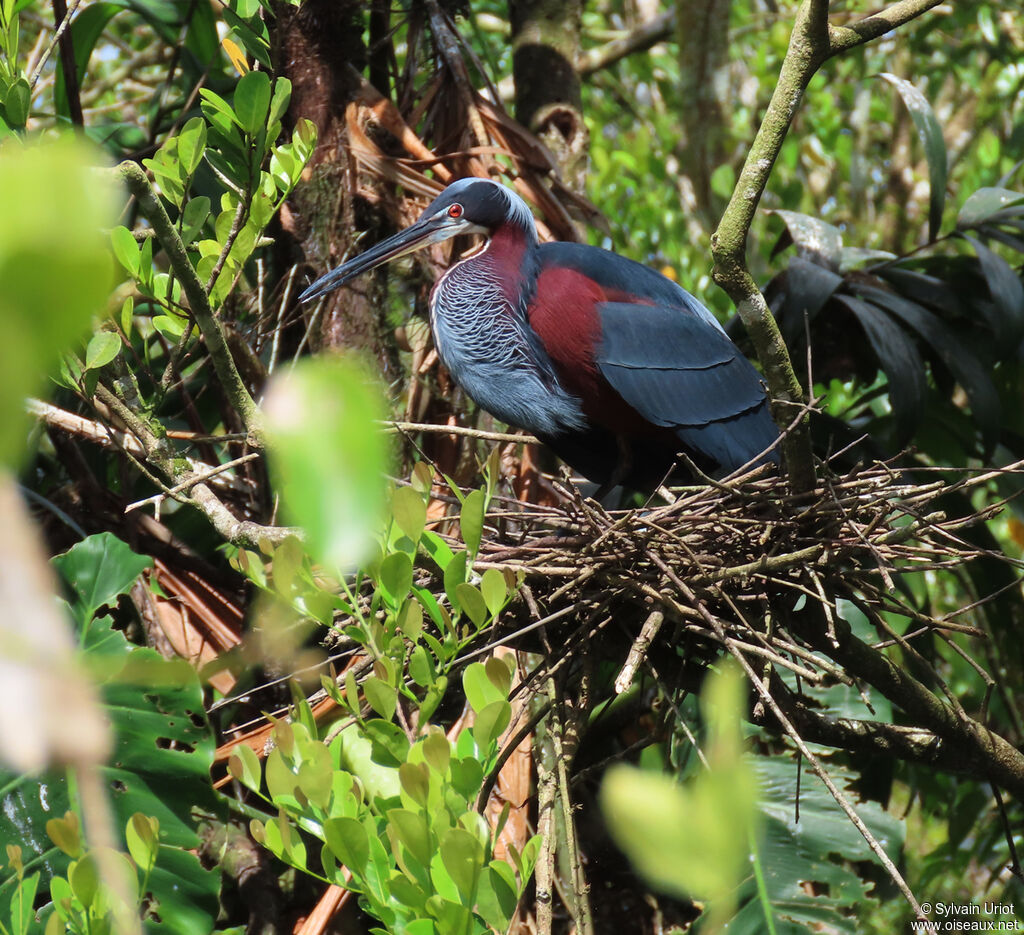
447;204;464;219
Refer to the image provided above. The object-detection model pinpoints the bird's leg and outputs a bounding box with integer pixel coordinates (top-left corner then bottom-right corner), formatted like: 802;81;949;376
590;435;633;504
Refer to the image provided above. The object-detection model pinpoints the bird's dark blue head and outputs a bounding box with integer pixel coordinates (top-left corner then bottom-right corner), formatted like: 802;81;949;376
298;178;536;303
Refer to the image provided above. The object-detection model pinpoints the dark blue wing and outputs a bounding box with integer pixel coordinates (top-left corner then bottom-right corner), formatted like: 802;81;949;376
596;302;779;473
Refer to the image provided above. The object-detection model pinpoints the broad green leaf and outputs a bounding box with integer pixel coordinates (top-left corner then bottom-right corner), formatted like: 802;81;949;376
363;676;398;721
833;295;926;444
125;813;159;875
0;139;116;467
268;77;292;126
463;662;505;714
454;583;487;627
438;827;485;905
45;812;82;859
152;313;187;338
475;861;519;932
962;234;1024;347
84;331;121;371
957;187;1024;229
180;195;211;245
480;568;507;616
601;664;757;916
378;551;413;609
484;656;513;697
51;532;151;624
472;700;511;751
459;489;485;557
442;552;468;609
265;357;388;571
4;76;28;126
880;73;947;240
234;69;271;136
177;116;207;177
324;816;369;872
110;225;140;276
392;484;427;544
770;210;842;268
422;729;451;775
387;808;432;869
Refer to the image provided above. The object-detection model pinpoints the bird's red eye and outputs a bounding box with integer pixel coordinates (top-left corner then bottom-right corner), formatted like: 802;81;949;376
448;204;463;219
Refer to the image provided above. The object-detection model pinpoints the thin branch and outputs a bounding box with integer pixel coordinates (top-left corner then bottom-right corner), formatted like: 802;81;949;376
828;0;946;54
710;0;944;491
27;0;83;88
124;452;261;514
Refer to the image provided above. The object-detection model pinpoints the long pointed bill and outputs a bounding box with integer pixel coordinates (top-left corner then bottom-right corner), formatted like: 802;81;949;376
299;215;461;304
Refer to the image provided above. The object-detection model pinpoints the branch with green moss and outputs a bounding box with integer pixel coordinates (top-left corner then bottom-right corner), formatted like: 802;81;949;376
710;0;945;491
92;381;298;549
114;161;265;442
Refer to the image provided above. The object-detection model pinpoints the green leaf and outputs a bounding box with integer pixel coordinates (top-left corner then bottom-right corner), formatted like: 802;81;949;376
84;331;121;371
438;827;485;905
422;729;451;775
265;357;388;571
378;551;414;609
770;210;842;268
4;76;28;127
442;551;468;609
409;644;435;688
152;313;187;338
177;116;207;177
324;816;369;872
0;138;117;467
459;489;485;557
268;76;292;126
601;664;757;917
480;568;507;616
880;73;947;240
125;813;159;875
45;812;83;858
110;225;140;276
853;284;1001;443
363;677;398;721
392;484;427;544
234;69;271;136
387;808;433;869
833;295;926;444
180;196;211;245
51;532;151;624
957;187;1024;229
454;583;487;627
962;234;1024;347
475;861;520;933
362;718;411;769
463;662;505;714
228;743;262;793
472;700;511;751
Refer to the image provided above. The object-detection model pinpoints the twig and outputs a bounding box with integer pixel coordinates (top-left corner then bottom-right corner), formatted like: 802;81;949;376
27;0;83;88
124;452;261;514
710;0;944;490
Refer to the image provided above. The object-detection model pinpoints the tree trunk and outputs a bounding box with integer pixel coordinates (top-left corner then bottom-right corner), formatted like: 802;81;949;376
273;0;401;376
676;0;733;223
510;0;589;193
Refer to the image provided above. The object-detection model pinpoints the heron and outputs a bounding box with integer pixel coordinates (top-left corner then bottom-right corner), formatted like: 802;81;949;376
299;177;779;495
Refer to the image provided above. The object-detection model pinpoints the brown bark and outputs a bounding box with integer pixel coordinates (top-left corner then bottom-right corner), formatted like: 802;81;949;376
510;0;589;192
676;0;733;222
273;0;401;375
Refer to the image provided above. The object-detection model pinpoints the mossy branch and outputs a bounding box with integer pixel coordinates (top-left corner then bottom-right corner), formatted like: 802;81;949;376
114;161;265;442
710;0;945;491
